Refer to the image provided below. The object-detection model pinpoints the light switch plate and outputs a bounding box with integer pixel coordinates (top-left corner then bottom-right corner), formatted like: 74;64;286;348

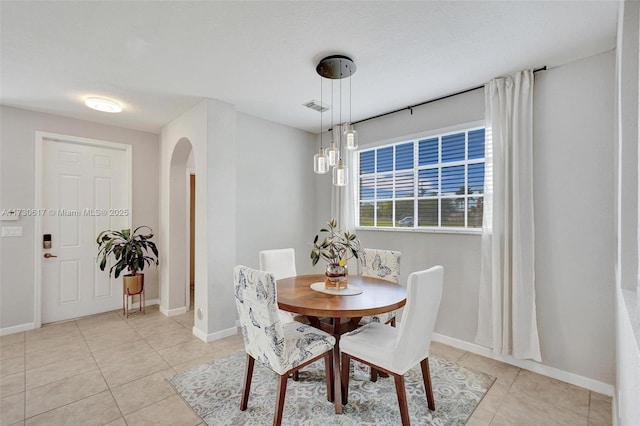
1;226;23;237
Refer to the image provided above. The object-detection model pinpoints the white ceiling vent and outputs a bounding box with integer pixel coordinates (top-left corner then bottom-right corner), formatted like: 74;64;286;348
303;100;329;113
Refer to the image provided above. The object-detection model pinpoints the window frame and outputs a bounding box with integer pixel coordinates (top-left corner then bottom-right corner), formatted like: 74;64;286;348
354;121;486;235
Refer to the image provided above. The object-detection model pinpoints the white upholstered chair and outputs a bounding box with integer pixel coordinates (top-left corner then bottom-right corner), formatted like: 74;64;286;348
359;248;401;326
340;265;444;425
259;248;297;280
233;265;335;426
259;248;304;324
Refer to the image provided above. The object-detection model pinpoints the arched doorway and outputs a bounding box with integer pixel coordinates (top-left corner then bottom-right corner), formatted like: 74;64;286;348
168;137;195;313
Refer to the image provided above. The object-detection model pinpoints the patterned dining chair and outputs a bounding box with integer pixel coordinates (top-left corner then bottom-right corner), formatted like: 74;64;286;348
233;265;335;426
359;248;401;326
340;265;444;425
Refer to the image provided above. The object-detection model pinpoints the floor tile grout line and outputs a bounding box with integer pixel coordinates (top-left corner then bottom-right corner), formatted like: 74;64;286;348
92;342;156;371
21;319;103;421
94;310;163;425
105;384;127;424
82;316;130;425
120;392;182;421
489;367;520;424
22;362;101;393
23;387;111;422
511;368;592;421
470;348;502;425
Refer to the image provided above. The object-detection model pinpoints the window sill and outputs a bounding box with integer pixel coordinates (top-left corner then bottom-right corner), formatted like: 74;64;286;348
355;226;482;236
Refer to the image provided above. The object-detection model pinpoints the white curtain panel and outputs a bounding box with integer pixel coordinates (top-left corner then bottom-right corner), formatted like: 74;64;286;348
475;70;542;362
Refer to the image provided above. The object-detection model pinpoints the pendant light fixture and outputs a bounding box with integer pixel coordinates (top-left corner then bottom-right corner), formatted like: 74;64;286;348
343;74;358;150
325;79;339;167
314;54;356;186
313;145;329;174
326;140;339;167
333;158;347;186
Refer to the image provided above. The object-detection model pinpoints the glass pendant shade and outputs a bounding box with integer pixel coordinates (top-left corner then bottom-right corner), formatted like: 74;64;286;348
344;124;358;150
314;148;329;174
333;160;347;186
327;142;339;166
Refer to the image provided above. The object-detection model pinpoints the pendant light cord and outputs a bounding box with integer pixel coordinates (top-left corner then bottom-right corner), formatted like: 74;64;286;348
338;58;342;158
349;71;352;123
320;74;323;148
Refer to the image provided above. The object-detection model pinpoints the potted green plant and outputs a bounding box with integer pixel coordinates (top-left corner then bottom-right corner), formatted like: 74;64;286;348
310;219;362;289
96;226;159;297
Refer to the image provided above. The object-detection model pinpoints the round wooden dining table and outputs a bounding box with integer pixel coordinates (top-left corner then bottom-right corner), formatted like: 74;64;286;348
276;274;407;414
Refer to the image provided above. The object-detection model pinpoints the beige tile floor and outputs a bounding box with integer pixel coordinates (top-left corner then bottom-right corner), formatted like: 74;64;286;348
0;305;611;426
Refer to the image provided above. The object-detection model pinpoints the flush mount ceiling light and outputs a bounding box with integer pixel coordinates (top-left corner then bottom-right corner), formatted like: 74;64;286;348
313;55;357;186
84;97;122;113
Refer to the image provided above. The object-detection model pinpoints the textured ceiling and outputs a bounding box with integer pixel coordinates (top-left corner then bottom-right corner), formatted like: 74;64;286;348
0;1;618;134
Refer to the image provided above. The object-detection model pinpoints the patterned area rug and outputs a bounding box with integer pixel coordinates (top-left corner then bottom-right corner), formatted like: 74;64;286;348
167;351;494;426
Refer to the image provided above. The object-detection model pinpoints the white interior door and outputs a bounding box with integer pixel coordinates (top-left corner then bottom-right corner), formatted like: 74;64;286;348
41;137;130;323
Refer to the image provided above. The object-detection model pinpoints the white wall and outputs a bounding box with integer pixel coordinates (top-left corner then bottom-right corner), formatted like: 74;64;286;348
160;99;239;340
534;51;615;385
614;0;640;424
346;51;616;387
235;113;319;274
617;0;639;294
0;106;159;331
204;100;238;339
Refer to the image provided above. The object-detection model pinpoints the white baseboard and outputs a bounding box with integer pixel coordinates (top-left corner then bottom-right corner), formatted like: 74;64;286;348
0;322;35;336
432;332;615;397
158;304;187;317
192;324;238;343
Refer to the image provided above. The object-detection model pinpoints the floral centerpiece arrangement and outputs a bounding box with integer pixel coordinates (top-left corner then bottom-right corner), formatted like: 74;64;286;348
310;219;362;289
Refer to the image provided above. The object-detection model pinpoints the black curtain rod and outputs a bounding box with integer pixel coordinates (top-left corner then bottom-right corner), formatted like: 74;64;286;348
351;66;547;126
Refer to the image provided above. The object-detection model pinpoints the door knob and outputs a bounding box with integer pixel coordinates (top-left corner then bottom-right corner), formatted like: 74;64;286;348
44;253;58;258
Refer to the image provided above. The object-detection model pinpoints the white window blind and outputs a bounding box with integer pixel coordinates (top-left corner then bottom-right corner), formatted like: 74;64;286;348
356;126;485;231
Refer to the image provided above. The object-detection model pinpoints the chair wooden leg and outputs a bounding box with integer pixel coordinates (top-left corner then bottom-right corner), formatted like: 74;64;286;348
240;354;255;411
420;358;435;411
292;370;299;381
340;352;350;406
324;352;334;402
371;367;378;382
274;374;288;426
393;373;410;426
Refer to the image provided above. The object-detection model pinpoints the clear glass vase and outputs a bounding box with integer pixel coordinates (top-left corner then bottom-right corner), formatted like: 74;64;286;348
325;263;348;290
